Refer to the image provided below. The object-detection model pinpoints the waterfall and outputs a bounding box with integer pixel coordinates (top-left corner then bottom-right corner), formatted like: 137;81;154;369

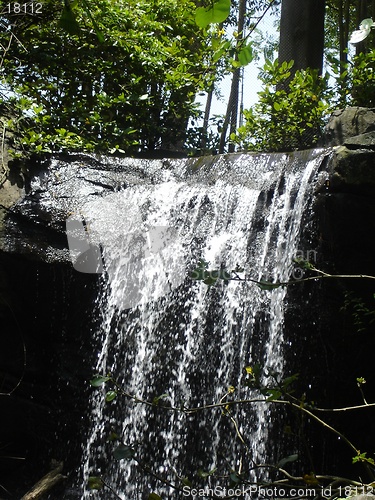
71;150;328;499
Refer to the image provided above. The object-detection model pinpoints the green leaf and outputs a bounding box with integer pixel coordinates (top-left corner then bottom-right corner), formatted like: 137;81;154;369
113;444;135;461
190;260;209;280
81;0;105;43
282;373;299;390
203;275;218;286
266;389;282;401
230;471;241;484
152;393;168;405
88;476;104;490
218;269;232;281
353;451;375;465
277;453;298;468
90;375;111;387
197;469;210;478
257;281;283;291
195;0;231;28
148;494;162;500
197;467;216;478
108;431;120;442
59;5;80;35
181;477;192;487
212;40;231;63
243;363;262;387
105;390;117;402
293;258;315;270
191;260;232;286
238;44;253;66
96;31;105;44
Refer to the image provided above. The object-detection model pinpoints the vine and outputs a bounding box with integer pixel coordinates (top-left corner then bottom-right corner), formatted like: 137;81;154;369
86;262;375;499
88;368;375;499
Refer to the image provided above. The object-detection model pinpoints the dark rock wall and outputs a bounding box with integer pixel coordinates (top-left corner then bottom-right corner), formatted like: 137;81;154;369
283;113;375;480
0;252;100;497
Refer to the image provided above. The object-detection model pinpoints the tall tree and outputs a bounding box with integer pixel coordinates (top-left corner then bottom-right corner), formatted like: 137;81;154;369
278;0;326;74
219;0;247;154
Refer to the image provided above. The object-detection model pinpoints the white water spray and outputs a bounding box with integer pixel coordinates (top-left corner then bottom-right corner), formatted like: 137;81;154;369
73;150;328;499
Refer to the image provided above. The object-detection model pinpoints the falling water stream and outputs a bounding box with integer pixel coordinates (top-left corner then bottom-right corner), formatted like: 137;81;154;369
72;150;329;499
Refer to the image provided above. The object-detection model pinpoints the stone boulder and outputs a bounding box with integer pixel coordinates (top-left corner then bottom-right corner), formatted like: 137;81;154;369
348;496;375;500
325;107;375;146
322;108;375;194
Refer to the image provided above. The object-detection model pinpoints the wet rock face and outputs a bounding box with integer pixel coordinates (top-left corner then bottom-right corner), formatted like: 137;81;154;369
288;120;375;480
0;252;100;498
0;154;168;263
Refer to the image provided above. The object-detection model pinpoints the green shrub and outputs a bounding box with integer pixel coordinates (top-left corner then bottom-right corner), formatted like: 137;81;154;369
350;49;375;107
230;59;333;152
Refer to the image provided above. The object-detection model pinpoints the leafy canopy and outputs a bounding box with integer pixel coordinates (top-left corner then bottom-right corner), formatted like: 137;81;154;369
0;0;225;154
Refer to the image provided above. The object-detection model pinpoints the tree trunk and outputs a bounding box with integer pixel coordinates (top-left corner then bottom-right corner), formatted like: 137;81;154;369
200;87;213;152
218;68;240;153
278;0;326;74
335;0;349;106
219;0;247;153
227;67;241;153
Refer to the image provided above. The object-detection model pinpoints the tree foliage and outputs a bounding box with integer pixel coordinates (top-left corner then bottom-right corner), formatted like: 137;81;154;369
324;0;375;106
0;0;223;154
230;60;333;152
2;0;375;155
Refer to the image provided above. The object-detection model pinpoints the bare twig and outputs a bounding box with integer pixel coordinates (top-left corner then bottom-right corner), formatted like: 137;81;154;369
21;462;66;500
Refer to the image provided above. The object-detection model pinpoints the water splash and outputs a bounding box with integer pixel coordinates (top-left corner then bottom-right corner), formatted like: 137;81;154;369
77;150;328;498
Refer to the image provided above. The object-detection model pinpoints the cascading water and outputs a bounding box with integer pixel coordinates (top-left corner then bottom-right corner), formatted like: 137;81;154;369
71;150;329;499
